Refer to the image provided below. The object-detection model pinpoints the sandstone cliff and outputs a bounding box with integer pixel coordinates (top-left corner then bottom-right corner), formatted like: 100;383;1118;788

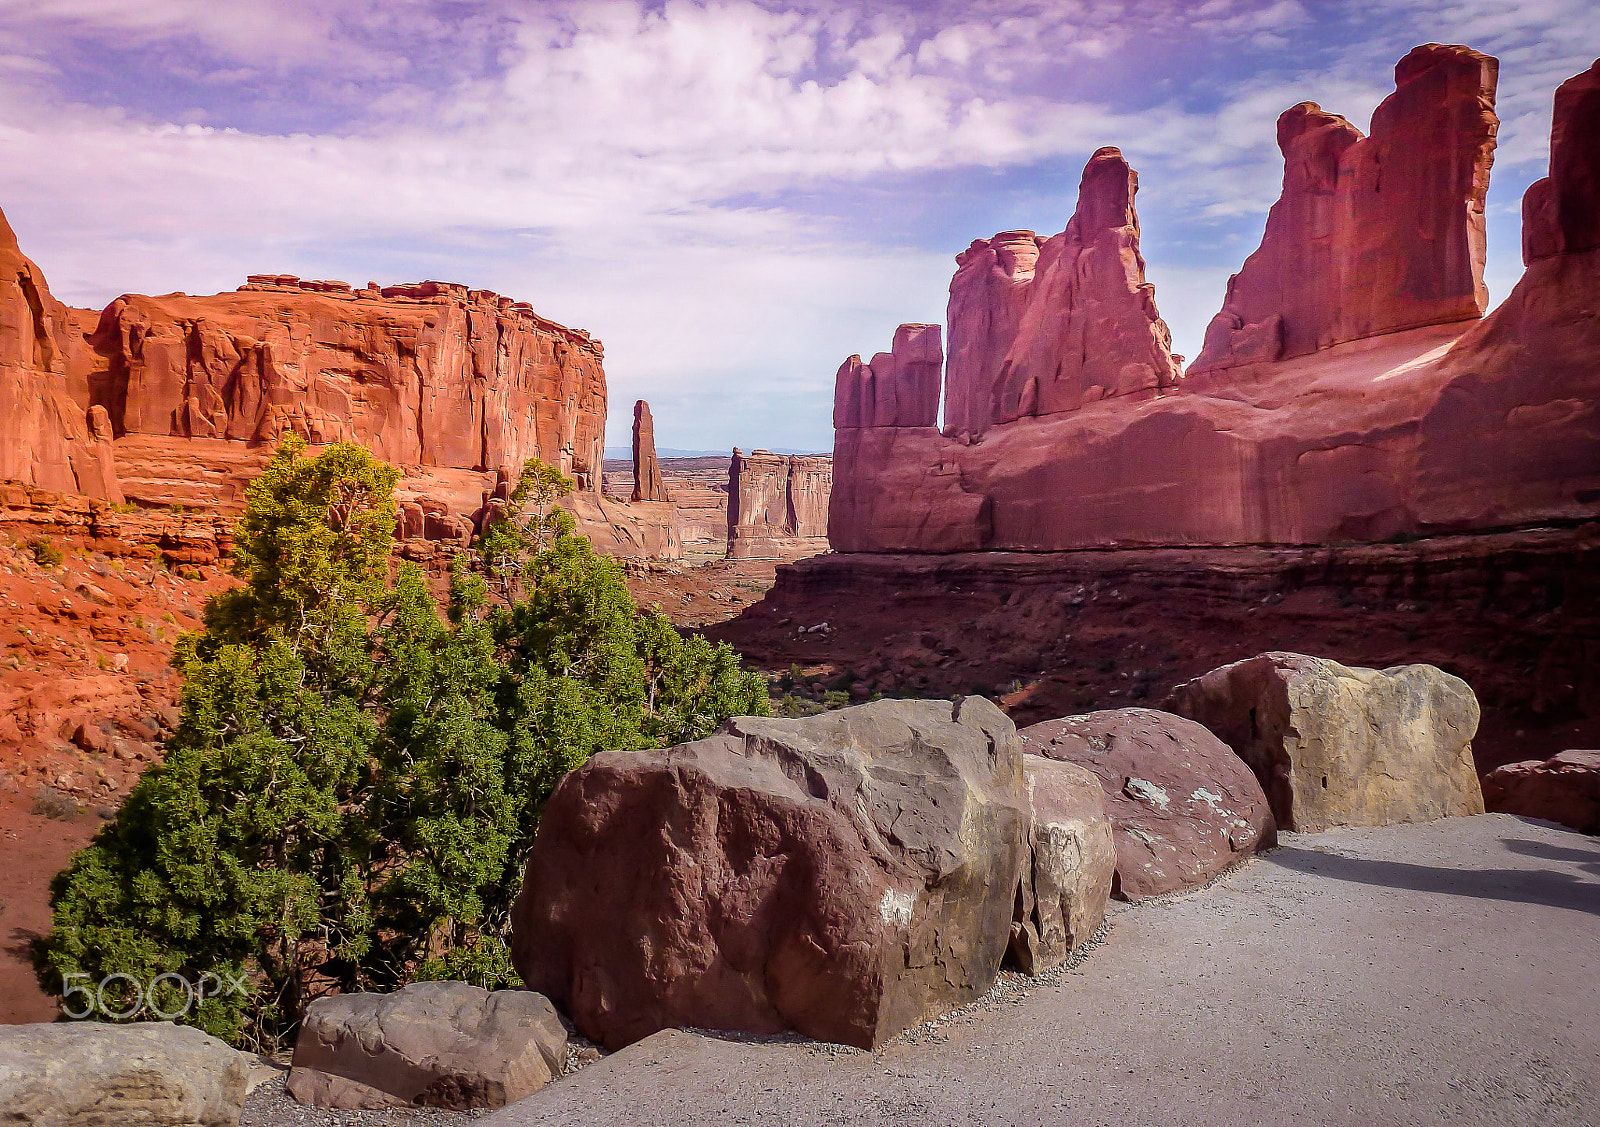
942;147;1182;437
1190;45;1499;374
72;276;606;490
830;48;1598;554
0;212;120;502
726;449;831;561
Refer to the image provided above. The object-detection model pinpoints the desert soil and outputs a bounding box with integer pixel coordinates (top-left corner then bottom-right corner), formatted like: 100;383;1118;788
485;813;1600;1127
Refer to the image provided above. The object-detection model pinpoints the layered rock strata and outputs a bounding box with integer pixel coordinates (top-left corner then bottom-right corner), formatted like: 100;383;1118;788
511;698;1028;1050
830;49;1599;553
725;448;831;561
1166;653;1484;832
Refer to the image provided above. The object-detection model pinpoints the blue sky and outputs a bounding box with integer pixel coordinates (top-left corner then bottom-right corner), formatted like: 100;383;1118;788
0;0;1595;454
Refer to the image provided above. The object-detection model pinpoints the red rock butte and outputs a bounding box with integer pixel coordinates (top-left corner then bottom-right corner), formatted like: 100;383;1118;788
831;47;1600;553
0;217;694;557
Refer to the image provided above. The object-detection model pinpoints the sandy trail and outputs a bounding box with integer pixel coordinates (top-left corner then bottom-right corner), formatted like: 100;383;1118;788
487;814;1600;1127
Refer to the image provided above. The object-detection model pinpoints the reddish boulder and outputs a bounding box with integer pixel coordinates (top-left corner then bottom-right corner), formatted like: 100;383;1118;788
725;447;831;560
510;697;1028;1050
1190;44;1499;374
630;399;668;503
1009;754;1117;971
1166;653;1483;832
1019;709;1275;900
833;323;942;429
943;148;1181;437
1482;751;1600;833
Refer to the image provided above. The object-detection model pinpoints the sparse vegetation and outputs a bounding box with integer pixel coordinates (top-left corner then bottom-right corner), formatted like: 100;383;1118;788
31;787;77;819
28;537;64;568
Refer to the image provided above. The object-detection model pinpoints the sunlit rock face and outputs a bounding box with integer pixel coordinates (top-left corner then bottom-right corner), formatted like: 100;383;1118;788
830;48;1600;555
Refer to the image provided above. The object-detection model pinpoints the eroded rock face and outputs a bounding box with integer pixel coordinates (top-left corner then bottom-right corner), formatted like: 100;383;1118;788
0;209;122;502
286;982;567;1111
1009;754;1116;972
942;148;1181;437
1165;653;1483;832
1019;709;1275;899
1482;750;1600;833
510;697;1028;1050
72;278;607;488
0;1021;247;1127
828;50;1598;555
1191;45;1499;374
834;323;943;430
726;448;831;560
631;399;668;502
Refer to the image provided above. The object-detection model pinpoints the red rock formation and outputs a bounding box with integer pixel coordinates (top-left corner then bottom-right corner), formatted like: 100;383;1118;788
942;147;1181;436
630;400;667;503
833;323;941;429
1190;45;1499;374
72;278;606;490
0;210;121;502
1522;60;1600;264
725;448;831;561
830;49;1598;554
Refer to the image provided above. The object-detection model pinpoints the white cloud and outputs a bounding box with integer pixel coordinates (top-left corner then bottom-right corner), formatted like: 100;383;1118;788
0;0;1594;450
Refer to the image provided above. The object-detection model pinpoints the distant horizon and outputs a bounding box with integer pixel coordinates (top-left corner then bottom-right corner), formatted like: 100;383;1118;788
2;2;1595;455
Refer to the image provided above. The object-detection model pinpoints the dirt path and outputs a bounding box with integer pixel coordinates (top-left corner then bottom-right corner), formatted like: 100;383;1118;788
488;814;1600;1127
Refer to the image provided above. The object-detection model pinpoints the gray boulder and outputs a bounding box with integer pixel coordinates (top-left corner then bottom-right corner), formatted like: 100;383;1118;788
286;981;567;1110
0;1021;247;1127
512;697;1028;1050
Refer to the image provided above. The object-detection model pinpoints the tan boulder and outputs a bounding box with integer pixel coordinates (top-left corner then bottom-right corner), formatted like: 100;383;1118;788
1165;653;1483;832
1009;754;1116;972
0;1021;248;1126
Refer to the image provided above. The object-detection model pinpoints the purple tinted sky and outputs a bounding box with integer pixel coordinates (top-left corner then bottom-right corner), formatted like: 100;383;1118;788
0;0;1595;453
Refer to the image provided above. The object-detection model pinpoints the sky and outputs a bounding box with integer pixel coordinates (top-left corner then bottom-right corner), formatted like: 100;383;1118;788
0;1;1595;455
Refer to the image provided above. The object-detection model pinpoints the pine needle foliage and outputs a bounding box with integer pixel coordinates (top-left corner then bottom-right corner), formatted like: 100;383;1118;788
38;438;766;1050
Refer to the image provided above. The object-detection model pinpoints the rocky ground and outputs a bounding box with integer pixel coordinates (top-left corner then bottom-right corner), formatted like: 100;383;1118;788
485;814;1600;1127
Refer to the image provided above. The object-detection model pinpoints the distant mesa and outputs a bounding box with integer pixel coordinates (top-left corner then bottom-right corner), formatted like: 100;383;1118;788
830;46;1600;554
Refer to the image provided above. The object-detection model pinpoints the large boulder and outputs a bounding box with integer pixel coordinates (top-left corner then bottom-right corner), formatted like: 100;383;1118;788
0;1021;248;1126
1019;709;1276;899
1009;755;1117;972
285;981;566;1111
511;697;1028;1050
1482;750;1600;834
1165;653;1484;832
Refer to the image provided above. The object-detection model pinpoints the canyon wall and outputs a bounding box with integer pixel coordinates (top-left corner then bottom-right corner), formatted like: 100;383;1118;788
0;210;691;558
830;47;1599;554
726;449;832;561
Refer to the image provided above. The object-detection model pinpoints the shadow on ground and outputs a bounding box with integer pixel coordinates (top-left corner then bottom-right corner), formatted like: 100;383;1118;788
1265;832;1600;918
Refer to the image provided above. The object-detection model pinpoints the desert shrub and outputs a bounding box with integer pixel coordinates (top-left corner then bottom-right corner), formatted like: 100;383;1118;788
28;538;63;567
39;437;765;1050
31;787;77;819
822;689;851;710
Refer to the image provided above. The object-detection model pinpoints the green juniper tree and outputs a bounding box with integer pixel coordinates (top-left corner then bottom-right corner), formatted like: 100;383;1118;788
39;438;766;1049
